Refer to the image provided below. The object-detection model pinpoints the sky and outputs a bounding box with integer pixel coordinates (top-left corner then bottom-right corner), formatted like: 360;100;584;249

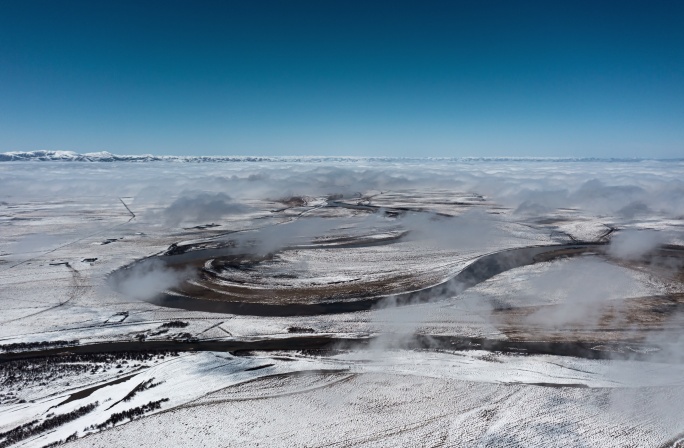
0;0;683;158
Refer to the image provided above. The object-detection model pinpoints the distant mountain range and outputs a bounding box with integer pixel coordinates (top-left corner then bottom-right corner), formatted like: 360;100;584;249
0;150;678;163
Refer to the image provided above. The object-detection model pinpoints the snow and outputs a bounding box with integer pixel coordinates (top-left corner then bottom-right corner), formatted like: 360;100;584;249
2;159;684;447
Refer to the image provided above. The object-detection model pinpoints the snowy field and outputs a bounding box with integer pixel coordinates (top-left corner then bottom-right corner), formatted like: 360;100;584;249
2;154;684;447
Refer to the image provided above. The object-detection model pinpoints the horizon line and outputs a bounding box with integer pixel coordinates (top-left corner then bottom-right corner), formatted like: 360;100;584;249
2;150;684;163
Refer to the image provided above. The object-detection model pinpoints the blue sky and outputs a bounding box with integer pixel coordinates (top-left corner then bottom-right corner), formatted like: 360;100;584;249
1;0;683;157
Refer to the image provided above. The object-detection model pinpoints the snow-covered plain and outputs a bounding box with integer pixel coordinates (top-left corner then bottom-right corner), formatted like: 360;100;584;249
2;156;684;447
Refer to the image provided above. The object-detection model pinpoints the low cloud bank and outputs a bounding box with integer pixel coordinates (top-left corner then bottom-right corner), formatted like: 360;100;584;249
161;191;249;227
521;257;645;329
3;160;684;223
400;210;503;251
607;229;665;260
109;259;193;301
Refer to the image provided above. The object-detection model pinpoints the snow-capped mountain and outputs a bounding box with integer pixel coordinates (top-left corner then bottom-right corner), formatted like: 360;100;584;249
0;150;668;163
